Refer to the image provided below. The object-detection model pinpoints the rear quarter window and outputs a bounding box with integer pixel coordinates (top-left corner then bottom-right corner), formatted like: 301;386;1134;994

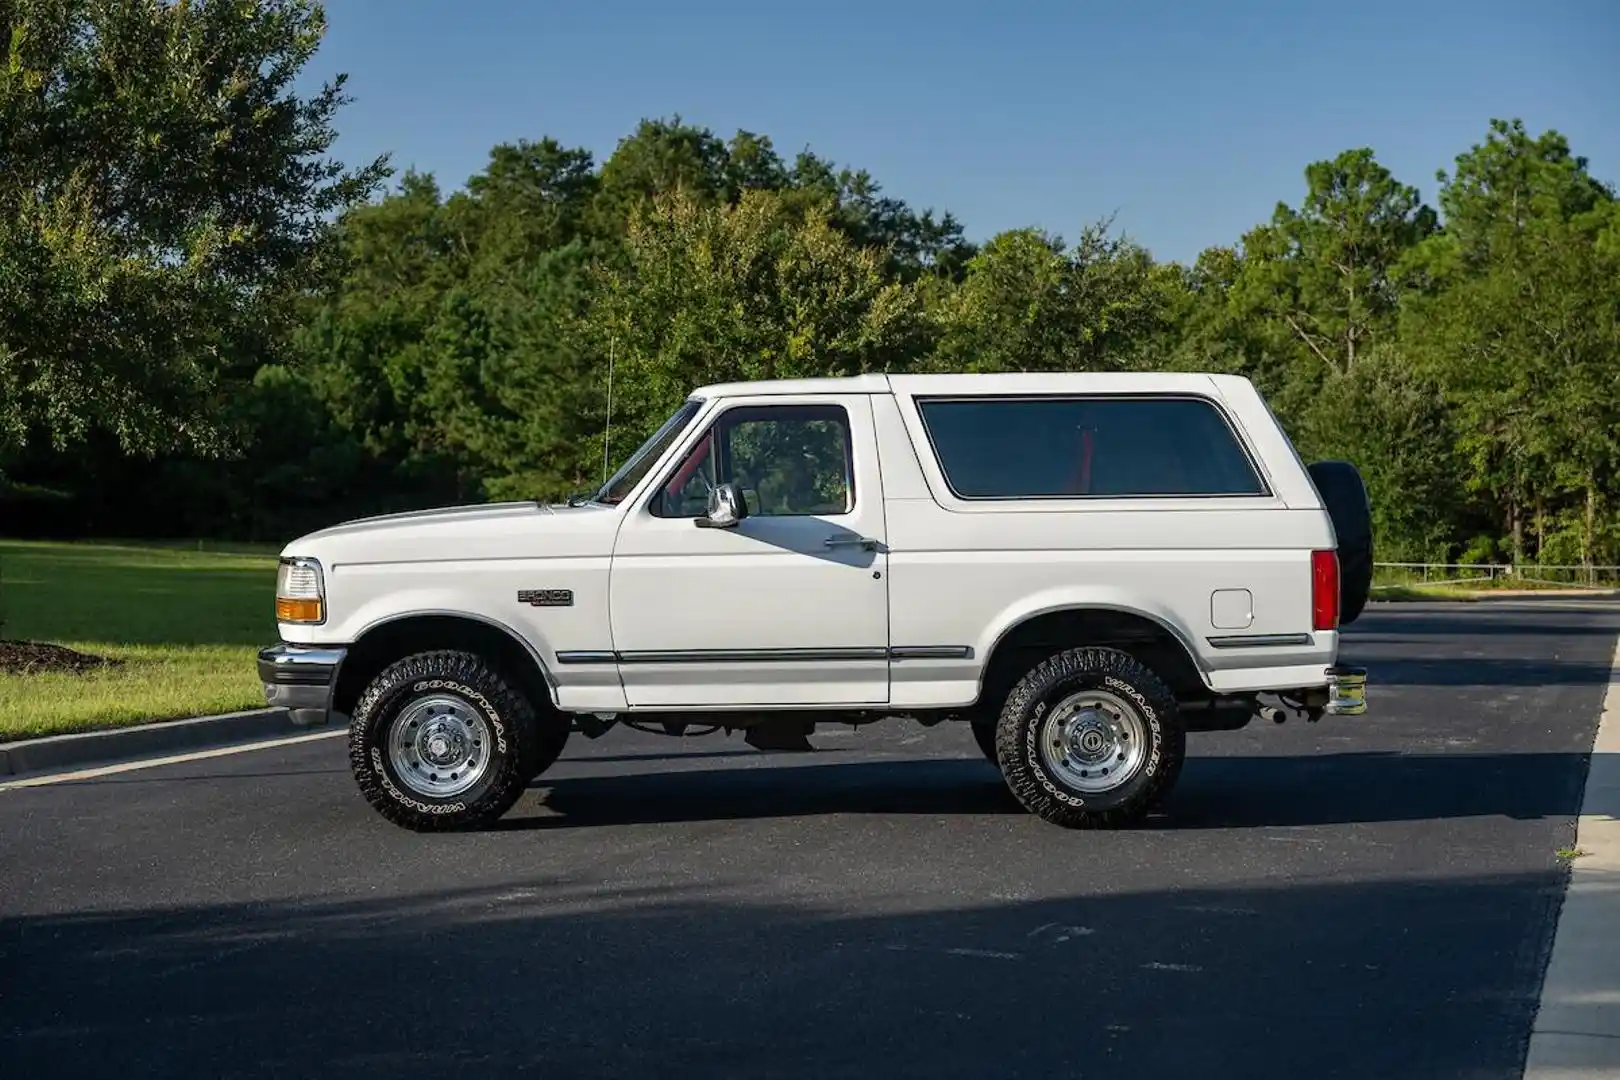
915;395;1268;499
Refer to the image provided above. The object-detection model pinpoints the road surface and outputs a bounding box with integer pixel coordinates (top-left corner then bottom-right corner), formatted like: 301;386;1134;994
2;601;1616;1079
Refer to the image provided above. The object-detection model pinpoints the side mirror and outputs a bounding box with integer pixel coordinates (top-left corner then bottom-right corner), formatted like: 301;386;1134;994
695;482;749;529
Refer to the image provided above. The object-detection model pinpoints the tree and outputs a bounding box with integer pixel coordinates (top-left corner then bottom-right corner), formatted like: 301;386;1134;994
587;116;973;279
1401;119;1619;563
1232;149;1437;385
583;188;927;451
588;116;735;237
1168;245;1296;406
297;170;464;472
459;137;598;265
466;242;604;501
1308;345;1466;562
927;221;1181;374
787;150;975;281
0;0;386;462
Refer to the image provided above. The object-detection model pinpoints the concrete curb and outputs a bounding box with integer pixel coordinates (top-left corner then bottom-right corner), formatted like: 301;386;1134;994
0;708;325;777
1522;629;1620;1077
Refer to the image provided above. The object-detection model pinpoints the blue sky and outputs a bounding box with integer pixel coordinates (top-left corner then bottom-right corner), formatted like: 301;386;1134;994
304;0;1619;265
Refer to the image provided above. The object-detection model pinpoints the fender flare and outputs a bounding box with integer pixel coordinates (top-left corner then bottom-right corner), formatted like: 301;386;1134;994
344;608;561;707
975;589;1213;692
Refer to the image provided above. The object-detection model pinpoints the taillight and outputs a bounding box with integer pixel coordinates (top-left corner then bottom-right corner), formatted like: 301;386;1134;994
1312;550;1339;630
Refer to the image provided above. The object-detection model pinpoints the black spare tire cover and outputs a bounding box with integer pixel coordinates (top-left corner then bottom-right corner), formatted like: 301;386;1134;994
1306;460;1373;625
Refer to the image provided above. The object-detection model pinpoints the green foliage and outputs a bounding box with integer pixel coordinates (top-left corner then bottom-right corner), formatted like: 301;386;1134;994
927;221;1183;374
1306;347;1463;562
1399;120;1619;562
584;188;926;451
4;84;1617;572
0;0;388;460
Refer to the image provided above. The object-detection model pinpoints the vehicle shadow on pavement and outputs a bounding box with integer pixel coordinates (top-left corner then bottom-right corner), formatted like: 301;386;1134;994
0;869;1573;1080
504;751;1609;831
517;758;1027;827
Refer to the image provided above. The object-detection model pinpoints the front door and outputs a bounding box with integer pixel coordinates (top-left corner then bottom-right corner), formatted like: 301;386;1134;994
608;393;890;707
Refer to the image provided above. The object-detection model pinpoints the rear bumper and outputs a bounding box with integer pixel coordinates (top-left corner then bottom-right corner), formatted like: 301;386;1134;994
258;643;346;726
1324;664;1368;716
1202;661;1371;728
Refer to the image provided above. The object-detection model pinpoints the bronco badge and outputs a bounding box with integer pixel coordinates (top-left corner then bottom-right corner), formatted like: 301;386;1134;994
517;589;573;607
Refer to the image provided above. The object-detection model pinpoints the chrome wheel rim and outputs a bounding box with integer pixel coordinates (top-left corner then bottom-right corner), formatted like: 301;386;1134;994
1037;688;1148;794
387;694;492;798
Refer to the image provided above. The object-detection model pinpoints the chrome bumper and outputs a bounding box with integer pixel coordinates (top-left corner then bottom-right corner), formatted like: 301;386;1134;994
257;643;346;726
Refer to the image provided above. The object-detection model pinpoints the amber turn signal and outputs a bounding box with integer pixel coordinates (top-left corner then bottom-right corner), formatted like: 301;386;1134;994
275;597;323;623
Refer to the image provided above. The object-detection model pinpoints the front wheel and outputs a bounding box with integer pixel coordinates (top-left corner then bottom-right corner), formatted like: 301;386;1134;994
994;646;1185;829
348;649;541;832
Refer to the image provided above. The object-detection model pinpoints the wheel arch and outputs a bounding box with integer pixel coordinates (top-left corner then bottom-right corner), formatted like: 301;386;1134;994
977;601;1211;711
332;611;559;720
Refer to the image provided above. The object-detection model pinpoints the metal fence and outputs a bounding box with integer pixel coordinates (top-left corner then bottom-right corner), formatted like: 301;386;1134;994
1373;562;1620;590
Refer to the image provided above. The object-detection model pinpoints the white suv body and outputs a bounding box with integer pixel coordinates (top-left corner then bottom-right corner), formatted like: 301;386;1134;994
261;371;1371;832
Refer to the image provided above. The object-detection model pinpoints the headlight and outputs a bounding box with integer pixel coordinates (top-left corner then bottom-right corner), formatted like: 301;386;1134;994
275;557;325;624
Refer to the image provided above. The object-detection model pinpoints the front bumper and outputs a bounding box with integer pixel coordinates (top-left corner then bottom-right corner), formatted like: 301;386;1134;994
258;643;347;726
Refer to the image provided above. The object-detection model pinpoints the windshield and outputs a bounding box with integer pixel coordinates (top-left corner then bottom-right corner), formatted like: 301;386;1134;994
595;398;706;505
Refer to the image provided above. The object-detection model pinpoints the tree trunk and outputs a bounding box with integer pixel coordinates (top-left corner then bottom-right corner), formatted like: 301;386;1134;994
1510;494;1524;568
1585;474;1597;583
1512;460;1526;567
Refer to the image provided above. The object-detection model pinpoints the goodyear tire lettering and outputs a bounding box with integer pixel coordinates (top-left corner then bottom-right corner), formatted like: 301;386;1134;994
348;649;552;832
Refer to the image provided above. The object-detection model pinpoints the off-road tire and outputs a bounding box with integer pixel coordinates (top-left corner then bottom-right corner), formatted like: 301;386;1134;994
349;649;539;832
970;720;998;764
994;646;1185;829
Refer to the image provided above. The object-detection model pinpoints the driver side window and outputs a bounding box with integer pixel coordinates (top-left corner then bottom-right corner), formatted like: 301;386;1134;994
652;404;855;519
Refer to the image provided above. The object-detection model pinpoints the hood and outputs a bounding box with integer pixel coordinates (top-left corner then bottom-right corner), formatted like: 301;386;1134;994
282;499;621;565
303;500;548;536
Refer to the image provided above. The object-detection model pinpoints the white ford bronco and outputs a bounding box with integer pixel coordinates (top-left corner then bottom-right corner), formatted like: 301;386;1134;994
260;371;1372;832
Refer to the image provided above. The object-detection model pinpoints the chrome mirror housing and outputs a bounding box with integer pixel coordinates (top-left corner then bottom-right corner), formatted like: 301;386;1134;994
696;482;748;529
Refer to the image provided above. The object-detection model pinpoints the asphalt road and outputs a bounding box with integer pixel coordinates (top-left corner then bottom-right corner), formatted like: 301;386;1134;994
2;601;1616;1080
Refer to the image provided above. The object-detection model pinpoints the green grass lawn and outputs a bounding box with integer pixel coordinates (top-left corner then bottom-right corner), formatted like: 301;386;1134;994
0;540;281;740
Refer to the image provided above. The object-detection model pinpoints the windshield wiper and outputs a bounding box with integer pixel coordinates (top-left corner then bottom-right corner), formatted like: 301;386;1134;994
564;490;597;507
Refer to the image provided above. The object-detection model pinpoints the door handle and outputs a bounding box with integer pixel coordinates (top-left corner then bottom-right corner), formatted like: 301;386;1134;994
825;535;878;551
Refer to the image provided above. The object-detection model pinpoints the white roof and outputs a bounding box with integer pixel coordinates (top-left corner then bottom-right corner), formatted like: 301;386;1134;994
690;373;894;398
691;370;1249;399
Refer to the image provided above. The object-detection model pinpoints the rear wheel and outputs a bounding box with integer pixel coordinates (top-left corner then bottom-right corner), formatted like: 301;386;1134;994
348;649;542;831
994;646;1184;829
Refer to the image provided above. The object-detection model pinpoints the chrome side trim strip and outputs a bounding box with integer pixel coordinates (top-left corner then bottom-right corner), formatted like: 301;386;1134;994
621;647;888;664
554;646;973;665
555;651;617;665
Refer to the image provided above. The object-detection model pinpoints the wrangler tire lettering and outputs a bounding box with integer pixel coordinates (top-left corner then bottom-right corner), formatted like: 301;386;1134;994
994;646;1185;830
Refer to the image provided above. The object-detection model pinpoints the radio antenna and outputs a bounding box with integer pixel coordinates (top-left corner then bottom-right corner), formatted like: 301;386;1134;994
601;336;615;484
